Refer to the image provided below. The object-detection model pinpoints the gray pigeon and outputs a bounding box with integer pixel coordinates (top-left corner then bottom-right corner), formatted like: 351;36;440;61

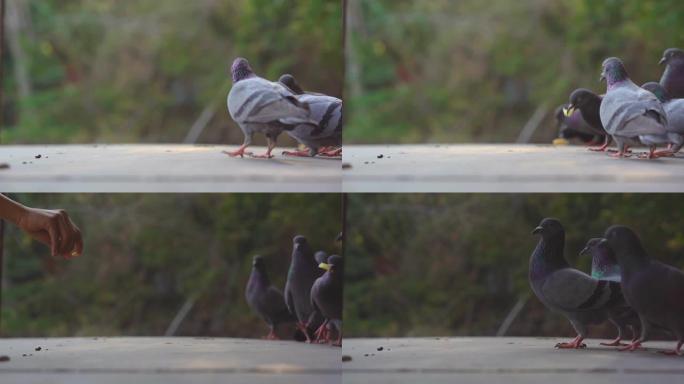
278;74;305;95
564;89;611;150
245;256;296;339
284;235;324;342
603;226;684;355
273;74;342;157
641;82;684;155
580;238;641;346
311;255;344;346
599;58;669;158
530;218;628;349
226;58;318;158
660;48;684;99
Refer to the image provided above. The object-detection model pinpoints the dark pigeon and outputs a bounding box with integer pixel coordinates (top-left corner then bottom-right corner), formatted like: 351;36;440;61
284;235;324;342
311;255;344;346
603;226;684;355
279;74;305;95
315;251;328;265
245;256;296;339
565;89;611;151
530;218;628;349
599;57;669;158
226;58;318;159
580;238;641;345
641;82;684;154
555;104;600;144
660;48;684;99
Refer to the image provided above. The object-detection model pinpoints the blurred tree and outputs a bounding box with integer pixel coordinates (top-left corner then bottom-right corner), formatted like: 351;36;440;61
346;0;684;144
1;0;343;146
345;194;684;338
2;194;341;337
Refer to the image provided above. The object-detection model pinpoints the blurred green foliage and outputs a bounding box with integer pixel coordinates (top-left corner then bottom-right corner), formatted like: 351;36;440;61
2;194;341;337
346;0;684;143
345;194;684;338
2;0;342;145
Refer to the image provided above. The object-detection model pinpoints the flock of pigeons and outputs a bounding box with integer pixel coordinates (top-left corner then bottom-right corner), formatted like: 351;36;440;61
245;235;343;346
530;218;684;355
226;58;343;159
557;48;684;159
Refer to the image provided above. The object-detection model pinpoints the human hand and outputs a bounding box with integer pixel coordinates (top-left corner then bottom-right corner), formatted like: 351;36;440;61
15;207;83;259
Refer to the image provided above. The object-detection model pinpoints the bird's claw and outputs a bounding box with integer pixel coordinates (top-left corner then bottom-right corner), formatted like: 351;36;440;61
282;150;312;158
658;350;683;356
249;153;274;159
618;341;643;352
222;150;253;158
600;339;628;347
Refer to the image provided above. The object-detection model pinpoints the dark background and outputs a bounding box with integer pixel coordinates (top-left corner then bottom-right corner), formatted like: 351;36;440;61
1;194;341;337
344;194;684;338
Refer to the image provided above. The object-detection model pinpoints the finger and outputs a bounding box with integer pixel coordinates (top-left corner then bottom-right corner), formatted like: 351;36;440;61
28;230;52;246
65;215;83;258
57;213;75;258
46;221;59;257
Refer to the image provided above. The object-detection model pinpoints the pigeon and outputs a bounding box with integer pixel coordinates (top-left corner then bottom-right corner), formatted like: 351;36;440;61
284;235;324;342
555;104;600;144
599;57;669;158
641;82;684;155
660;48;684;99
580;238;641;345
226;58;318;158
279;74;305;95
311;255;344;346
245;255;297;339
564;89;611;151
530;218;629;349
315;251;328;265
603;225;684;355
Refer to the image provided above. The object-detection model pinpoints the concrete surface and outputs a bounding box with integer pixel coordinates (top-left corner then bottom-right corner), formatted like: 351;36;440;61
0;145;341;193
342;144;684;192
341;337;684;384
0;337;341;384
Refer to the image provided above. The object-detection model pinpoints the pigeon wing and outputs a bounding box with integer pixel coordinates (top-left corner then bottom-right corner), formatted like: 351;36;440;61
542;268;621;312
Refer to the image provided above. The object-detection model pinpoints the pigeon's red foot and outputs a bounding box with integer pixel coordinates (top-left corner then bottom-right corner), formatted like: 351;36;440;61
610;151;632;158
249;152;275;159
618;341;643;352
314;322;330;344
264;330;279;340
318;147;342;157
332;337;342;347
600;338;627;347
658;341;683;356
296;322;312;343
555;336;586;349
589;145;609;152
653;149;675;158
222;148;253;158
282;149;312;158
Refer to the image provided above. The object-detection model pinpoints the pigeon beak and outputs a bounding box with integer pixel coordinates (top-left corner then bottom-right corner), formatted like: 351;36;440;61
579;247;589;256
319;262;331;271
563;106;576;117
598;238;609;247
600;73;606;82
531;226;543;235
660;57;667;65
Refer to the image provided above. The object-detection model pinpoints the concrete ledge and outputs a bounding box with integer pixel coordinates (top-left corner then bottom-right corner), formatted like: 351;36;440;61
0;145;341;193
0;337;340;384
341;337;684;384
342;144;684;193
